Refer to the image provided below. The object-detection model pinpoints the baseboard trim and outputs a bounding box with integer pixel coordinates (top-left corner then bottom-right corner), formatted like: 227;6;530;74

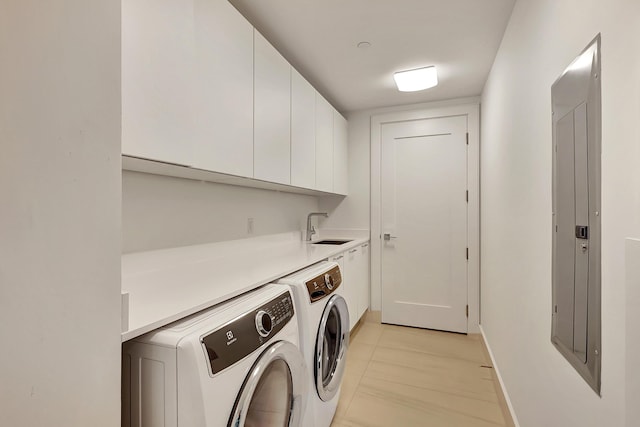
479;325;520;427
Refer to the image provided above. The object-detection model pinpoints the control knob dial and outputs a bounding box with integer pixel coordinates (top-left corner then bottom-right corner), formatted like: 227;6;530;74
324;273;334;290
255;310;274;337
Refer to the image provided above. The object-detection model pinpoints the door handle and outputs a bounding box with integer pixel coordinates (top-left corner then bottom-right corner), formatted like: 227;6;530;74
383;233;397;241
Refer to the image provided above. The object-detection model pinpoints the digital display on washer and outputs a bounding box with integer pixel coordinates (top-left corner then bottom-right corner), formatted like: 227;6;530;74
201;291;294;375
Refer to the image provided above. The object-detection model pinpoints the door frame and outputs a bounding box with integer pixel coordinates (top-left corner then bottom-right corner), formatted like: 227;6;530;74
370;101;480;333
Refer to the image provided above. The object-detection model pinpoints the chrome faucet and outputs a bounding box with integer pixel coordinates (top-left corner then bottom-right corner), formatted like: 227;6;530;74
306;212;328;241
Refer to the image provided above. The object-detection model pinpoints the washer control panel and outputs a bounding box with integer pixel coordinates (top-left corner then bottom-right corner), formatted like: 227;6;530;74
201;290;294;376
305;265;342;303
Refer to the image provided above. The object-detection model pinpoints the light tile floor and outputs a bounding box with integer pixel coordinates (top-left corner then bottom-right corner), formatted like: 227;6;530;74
331;312;514;427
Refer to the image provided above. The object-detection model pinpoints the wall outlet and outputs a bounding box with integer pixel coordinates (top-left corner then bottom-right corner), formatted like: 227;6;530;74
247;217;254;234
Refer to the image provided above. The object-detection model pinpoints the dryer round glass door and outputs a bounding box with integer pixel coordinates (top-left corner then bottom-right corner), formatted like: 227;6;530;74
315;294;350;401
229;341;307;427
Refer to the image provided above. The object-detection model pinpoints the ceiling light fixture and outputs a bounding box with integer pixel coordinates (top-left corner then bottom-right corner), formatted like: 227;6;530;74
393;66;438;92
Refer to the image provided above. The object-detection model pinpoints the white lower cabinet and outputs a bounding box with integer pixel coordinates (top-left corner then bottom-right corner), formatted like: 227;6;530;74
329;252;347;316
344;247;361;330
332;242;370;331
357;242;371;319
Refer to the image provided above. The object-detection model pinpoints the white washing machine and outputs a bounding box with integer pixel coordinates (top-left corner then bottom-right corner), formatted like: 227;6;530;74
277;261;350;427
122;284;307;427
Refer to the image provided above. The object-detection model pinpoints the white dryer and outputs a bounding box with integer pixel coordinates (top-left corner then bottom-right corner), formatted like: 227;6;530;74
122;284;307;427
277;261;350;427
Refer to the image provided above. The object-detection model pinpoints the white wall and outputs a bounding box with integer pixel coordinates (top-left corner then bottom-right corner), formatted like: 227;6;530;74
123;171;319;253
0;2;122;426
481;0;640;426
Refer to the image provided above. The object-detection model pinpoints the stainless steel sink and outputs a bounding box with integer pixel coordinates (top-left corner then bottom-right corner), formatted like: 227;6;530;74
311;239;353;245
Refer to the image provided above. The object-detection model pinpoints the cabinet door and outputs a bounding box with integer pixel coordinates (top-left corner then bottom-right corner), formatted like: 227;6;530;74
315;93;334;192
194;0;254;177
122;0;254;177
122;0;198;166
344;248;361;329
291;69;316;189
254;31;291;184
343;249;360;331
333;111;348;195
330;253;351;329
358;243;371;318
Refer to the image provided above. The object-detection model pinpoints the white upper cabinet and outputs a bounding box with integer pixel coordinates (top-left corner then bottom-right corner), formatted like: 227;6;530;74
315;93;334;193
122;0;348;194
193;0;254;177
253;31;291;184
291;69;316;189
122;0;199;166
333;110;348;195
122;0;254;177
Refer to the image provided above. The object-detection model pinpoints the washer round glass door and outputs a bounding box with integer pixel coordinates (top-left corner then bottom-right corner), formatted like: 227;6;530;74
229;341;307;427
315;294;350;401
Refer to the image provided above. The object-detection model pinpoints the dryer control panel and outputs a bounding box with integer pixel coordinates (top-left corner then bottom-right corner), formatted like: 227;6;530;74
201;290;294;376
305;265;342;303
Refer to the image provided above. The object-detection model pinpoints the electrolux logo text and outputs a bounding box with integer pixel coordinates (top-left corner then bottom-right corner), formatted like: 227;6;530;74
226;330;237;345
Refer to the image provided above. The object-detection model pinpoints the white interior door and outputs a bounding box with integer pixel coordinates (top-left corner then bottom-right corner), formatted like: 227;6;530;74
381;115;468;333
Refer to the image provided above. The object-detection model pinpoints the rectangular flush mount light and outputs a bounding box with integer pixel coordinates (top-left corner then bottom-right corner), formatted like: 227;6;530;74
394;66;438;92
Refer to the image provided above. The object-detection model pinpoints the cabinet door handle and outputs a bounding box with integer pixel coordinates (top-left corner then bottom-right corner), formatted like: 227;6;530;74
361;243;369;248
349;249;357;254
333;255;343;260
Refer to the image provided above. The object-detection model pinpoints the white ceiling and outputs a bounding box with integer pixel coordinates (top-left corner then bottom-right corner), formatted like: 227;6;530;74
229;0;516;113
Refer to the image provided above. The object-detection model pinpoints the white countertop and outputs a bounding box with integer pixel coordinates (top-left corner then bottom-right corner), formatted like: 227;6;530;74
121;230;369;341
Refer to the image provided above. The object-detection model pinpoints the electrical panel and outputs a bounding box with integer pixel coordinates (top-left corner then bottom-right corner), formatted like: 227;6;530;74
551;35;601;394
